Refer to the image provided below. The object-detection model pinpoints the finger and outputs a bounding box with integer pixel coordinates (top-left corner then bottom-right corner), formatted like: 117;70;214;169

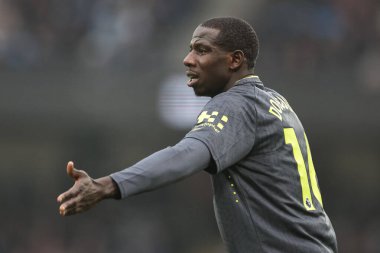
67;161;87;180
59;198;86;216
61;205;84;216
57;186;79;203
67;161;76;179
60;202;74;216
59;199;75;216
59;203;68;216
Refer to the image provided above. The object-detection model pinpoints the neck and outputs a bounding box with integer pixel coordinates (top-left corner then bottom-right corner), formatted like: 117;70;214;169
223;69;255;92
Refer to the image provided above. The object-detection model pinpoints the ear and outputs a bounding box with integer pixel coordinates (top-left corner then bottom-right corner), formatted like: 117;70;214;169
228;50;245;71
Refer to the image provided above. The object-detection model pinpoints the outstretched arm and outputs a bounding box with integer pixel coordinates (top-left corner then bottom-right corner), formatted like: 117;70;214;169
57;138;211;216
111;138;211;198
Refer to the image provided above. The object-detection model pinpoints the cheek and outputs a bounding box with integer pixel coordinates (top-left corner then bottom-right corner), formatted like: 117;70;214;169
200;57;229;76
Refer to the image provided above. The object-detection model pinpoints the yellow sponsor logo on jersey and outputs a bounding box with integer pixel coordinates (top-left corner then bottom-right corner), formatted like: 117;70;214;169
269;95;293;121
192;110;228;133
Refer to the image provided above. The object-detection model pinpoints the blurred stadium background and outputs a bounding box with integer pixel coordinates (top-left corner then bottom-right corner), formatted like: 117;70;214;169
1;0;379;252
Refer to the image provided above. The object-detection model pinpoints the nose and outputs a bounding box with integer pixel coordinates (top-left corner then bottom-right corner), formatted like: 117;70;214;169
183;51;195;67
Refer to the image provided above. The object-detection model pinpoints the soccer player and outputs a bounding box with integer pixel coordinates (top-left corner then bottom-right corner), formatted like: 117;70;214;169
57;17;338;253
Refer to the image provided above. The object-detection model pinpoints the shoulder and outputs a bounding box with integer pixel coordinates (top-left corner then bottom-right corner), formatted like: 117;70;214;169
199;85;259;128
213;80;260;106
205;89;251;117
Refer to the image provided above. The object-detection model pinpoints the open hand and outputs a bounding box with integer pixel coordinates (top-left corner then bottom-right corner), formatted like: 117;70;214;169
57;162;113;216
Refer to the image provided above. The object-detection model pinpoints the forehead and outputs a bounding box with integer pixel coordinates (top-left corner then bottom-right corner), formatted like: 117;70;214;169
190;26;220;45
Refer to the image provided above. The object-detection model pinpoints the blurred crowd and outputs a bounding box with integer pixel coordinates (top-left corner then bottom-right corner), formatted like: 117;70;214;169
0;0;198;69
1;0;380;252
0;0;378;90
253;0;380;92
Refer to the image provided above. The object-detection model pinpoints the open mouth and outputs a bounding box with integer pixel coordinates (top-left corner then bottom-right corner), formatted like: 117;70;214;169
186;71;200;87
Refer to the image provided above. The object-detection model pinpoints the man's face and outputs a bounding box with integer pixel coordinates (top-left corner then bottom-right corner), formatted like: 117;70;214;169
183;26;232;97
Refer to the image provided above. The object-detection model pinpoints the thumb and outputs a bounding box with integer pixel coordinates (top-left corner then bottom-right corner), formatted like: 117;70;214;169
67;161;82;180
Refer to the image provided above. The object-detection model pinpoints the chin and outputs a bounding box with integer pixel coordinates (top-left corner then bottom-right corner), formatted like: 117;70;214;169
193;88;210;97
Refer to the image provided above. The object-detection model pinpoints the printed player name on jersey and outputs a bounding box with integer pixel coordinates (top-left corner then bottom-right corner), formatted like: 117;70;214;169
192;110;228;133
269;95;293;121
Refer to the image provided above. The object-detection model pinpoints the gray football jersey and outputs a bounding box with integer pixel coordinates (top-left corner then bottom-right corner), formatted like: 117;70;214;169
185;76;338;253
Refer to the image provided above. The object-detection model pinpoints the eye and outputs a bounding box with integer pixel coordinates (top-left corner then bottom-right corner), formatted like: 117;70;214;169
195;46;209;55
198;47;207;53
189;43;210;55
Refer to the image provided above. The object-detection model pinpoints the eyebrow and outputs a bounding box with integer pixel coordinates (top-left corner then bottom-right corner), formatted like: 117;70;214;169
192;34;218;42
189;37;216;48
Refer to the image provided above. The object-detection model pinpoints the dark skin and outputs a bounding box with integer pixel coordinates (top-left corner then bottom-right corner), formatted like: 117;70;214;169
184;26;253;97
57;162;119;216
57;25;254;216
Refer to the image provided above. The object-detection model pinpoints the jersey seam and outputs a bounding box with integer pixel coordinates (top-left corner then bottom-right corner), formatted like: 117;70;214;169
230;83;259;152
252;84;259;149
183;136;221;173
233;174;265;253
185;95;252;173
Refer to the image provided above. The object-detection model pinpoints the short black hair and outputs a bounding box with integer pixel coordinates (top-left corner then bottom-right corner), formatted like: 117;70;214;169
200;17;259;69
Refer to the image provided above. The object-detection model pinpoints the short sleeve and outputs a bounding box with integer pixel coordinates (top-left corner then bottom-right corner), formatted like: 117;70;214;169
184;92;256;173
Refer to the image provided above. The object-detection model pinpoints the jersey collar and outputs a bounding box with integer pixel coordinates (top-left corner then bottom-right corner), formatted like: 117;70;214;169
235;75;263;87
